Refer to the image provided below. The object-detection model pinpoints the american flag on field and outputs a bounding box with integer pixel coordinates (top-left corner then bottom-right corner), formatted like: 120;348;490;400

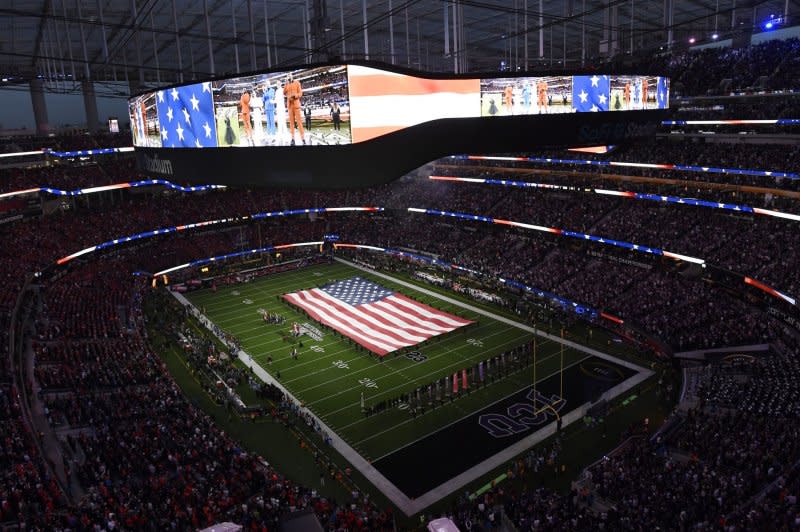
156;81;218;148
572;75;610;112
282;277;473;356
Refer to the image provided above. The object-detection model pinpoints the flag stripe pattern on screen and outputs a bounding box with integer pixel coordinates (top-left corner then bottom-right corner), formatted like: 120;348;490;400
282;277;473;355
156;81;218;148
347;65;480;143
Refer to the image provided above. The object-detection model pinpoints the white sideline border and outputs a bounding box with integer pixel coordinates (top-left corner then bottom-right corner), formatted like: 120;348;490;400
168;260;654;516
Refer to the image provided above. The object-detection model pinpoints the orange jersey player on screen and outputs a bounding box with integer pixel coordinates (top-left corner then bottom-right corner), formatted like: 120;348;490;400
537;80;548;111
503;85;514;114
283;74;305;145
623;81;632;108
240;91;253;146
138;100;147;142
641;79;649;108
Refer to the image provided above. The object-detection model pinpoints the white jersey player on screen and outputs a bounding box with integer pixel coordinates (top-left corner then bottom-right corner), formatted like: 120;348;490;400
275;80;288;144
134;101;146;146
634;78;643;109
250;88;265;145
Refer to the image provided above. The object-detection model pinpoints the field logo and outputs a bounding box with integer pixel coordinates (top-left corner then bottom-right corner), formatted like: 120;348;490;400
242;299;253;305
478;389;567;438
467;338;484;347
405;351;427;363
310;345;325;353
299;322;325;341
332;359;349;369
359;377;378;389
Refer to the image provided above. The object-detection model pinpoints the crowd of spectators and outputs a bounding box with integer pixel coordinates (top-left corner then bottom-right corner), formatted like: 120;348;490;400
439;336;800;531
0;152;794;354
1;64;799;528
669;94;800;120
0;159;126;195
0;182;703;528
423;165;800;299
13;257;393;530
574;351;800;530
695;352;800;418
0;275;65;526
644;37;800;96
0;179;396;528
432;159;800;215
441;141;800;191
332;215;778;352
0;131;130;155
0;388;63;525
31;171;770;353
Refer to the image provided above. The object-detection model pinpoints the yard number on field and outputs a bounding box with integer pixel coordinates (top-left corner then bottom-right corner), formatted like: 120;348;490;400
332;359;349;369
310;345;325;353
467;338;484;347
359;377;378;389
404;351;427;363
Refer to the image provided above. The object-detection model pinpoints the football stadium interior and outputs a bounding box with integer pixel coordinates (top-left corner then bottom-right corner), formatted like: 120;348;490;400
2;1;800;530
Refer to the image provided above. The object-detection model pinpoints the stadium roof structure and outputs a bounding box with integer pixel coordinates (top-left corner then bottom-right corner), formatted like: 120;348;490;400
1;0;795;98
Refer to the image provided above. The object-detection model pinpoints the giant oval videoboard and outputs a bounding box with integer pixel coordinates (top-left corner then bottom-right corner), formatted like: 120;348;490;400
130;62;669;187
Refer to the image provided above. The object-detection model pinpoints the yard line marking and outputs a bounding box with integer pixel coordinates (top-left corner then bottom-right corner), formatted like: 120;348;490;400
335;349;564;434
190;267;553;412
280;323;519;384
187;264;349;308
192;270;535;393
299;322;529;393
186;264;556;420
293;321;502;392
314;332;538;418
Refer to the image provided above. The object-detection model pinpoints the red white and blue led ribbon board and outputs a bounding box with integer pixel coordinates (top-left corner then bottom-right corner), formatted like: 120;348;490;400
131;62;669;187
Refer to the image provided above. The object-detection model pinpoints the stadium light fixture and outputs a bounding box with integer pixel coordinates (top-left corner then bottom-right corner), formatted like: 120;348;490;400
689;37;696;44
763;15;783;31
711;33;719;40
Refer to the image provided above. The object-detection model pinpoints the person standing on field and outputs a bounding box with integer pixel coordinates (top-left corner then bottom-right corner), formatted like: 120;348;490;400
283;73;306;145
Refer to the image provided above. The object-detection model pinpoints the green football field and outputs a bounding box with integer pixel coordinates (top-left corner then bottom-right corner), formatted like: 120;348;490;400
185;260;589;463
